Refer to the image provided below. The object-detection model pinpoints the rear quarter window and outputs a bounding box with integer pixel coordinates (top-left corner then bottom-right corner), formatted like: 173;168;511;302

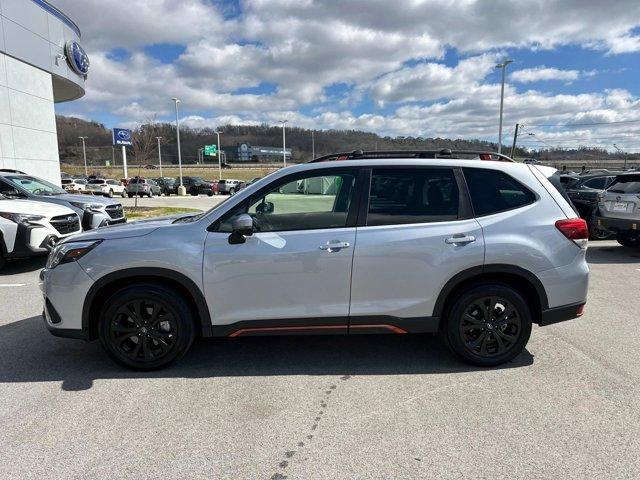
463;168;536;216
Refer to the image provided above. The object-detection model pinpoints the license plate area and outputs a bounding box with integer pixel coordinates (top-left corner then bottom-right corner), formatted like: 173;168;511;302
612;202;628;212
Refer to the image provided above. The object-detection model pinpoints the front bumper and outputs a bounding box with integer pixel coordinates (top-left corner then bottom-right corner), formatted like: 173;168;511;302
596;216;639;233
539;302;585;326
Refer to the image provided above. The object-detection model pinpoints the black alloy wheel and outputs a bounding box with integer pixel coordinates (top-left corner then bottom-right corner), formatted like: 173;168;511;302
99;284;195;370
617;232;640;248
588;212;614;240
443;285;532;366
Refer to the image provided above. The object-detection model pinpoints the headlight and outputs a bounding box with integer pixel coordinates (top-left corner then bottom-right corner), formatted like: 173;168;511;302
69;201;104;213
0;212;45;225
46;240;102;269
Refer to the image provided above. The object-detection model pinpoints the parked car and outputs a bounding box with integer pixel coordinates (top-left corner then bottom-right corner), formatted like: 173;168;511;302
154;177;177;196
217;178;244;195
0;171;125;229
42;150;588;370
181;176;216;196
126;178;161;197
596;173;640;248
561;172;622;240
85;178;127;198
0;193;81;269
61;178;87;193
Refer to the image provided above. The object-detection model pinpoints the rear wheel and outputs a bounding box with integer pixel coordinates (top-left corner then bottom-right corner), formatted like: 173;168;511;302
128;193;133;198
617;232;640;248
442;284;532;366
107;189;114;198
229;188;236;196
148;190;154;198
120;190;127;198
0;248;5;270
588;212;613;240
98;284;196;370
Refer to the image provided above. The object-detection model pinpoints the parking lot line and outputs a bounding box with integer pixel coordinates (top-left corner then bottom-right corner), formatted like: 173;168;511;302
0;284;27;287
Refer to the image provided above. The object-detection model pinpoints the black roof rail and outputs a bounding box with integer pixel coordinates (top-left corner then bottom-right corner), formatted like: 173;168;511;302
0;168;27;174
309;149;515;163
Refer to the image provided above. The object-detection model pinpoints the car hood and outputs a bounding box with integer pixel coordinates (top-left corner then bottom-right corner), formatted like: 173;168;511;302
61;216;180;242
0;198;76;217
49;193;120;205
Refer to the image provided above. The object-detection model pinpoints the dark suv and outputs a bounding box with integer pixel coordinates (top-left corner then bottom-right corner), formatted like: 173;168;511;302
181;177;216;196
154;177;176;196
561;172;621;239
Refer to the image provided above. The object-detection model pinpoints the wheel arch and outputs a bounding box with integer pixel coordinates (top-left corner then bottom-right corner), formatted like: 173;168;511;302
433;264;549;326
82;267;212;340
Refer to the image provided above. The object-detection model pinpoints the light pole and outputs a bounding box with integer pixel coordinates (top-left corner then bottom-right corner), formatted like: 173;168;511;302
78;136;88;175
311;130;315;159
156;136;163;177
215;130;222;180
279;120;288;166
172;97;186;195
495;59;513;154
613;144;628;170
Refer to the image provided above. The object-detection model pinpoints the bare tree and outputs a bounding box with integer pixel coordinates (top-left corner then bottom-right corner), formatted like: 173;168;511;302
131;116;162;167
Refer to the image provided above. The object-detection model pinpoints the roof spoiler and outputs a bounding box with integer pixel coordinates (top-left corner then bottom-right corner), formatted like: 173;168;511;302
309;149;515;163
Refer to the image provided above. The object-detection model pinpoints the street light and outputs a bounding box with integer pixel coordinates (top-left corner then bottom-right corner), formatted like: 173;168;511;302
279;120;288;166
156;136;163;177
311;130;315;160
495;59;513;154
215;130;222;180
78;136;88;175
613;143;628;170
172;97;186;195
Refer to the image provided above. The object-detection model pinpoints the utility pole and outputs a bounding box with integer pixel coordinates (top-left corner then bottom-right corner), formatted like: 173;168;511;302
279;120;288;166
311;130;315;159
510;123;520;159
495;59;513;154
78;136;88;175
172;97;185;195
613;144;627;170
156;137;163;177
215;130;222;180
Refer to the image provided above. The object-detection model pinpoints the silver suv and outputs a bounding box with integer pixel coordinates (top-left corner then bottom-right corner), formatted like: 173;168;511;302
597;173;640;248
41;151;589;369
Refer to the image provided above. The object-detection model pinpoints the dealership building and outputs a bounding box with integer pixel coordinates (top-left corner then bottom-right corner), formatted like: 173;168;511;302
0;0;87;185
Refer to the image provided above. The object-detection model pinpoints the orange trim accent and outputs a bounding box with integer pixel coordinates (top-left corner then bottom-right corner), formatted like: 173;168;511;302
228;325;347;337
350;324;408;334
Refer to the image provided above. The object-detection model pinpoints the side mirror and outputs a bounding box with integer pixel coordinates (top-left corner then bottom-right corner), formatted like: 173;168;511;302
229;213;254;244
3;188;23;198
255;201;274;214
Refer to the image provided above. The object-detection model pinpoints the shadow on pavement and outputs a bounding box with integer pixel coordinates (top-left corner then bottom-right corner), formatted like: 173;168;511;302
0;257;46;276
586;243;640;265
0;315;533;391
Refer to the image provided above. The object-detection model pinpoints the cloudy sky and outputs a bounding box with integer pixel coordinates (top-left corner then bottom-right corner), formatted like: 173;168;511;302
54;0;640;151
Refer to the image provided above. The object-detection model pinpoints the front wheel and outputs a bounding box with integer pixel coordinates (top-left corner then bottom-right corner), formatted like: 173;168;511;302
98;284;196;370
442;284;532;367
229;188;236;196
121;190;127;198
617;232;640;248
128;193;133;198
107;189;114;198
148;190;154;198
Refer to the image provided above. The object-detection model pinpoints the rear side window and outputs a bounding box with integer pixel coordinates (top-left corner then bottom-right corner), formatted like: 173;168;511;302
463;168;535;216
608;176;640;194
367;168;459;226
583;177;607;189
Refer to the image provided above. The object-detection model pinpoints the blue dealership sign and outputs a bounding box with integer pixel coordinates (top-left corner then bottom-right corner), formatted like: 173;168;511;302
113;128;133;146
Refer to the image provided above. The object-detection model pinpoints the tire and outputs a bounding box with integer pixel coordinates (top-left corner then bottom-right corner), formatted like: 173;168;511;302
98;284;196;370
107;189;114;198
229;188;236;196
207;190;213;197
441;284;532;367
588;212;613;240
616;232;640;248
128;193;133;198
0;247;5;271
121;190;127;198
148;190;154;198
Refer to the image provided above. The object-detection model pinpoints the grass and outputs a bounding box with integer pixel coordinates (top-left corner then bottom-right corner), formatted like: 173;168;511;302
62;165;279;182
124;206;201;220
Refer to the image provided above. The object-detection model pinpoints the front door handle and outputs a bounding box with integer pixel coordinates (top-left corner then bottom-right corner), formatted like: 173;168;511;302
319;241;351;252
445;235;476;245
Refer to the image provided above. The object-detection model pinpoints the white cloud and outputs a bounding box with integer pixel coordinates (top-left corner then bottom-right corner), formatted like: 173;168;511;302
511;67;582;83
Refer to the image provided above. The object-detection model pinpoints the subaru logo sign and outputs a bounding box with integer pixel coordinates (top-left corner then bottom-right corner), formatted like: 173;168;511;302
65;41;90;76
113;128;133;146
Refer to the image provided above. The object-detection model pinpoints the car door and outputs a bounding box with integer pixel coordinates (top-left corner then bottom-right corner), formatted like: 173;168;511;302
349;167;485;331
202;167;362;335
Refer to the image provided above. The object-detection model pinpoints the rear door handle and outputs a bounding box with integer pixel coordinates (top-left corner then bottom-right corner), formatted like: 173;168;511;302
445;235;476;245
319;241;351;252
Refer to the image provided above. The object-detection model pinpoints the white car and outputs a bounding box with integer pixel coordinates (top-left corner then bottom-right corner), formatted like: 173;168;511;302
61;178;87;192
0;193;81;269
85;179;127;198
42;149;589;370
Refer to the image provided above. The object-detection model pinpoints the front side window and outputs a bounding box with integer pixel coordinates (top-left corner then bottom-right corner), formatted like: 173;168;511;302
463;168;536;216
218;171;357;232
366;168;459;226
583;177;607;189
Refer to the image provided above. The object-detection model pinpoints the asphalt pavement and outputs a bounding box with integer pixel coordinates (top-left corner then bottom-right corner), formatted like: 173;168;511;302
0;241;639;479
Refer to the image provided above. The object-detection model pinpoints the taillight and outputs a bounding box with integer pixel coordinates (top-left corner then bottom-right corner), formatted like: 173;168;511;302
479;154;492;160
555;218;588;249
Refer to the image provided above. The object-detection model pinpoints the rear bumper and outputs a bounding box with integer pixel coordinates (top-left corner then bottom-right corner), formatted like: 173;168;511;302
539;302;585;326
596;216;639;232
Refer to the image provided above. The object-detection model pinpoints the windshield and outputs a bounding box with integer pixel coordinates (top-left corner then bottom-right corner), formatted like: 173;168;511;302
129;178;145;184
6;175;66;195
609;176;640;194
89;179;106;184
